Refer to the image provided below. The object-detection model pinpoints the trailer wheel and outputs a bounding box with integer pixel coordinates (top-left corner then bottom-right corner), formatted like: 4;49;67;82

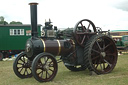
65;65;86;71
32;52;58;82
0;52;3;61
13;52;32;78
84;34;118;74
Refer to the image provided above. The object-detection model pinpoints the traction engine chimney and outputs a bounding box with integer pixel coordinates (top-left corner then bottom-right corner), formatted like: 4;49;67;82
29;3;38;38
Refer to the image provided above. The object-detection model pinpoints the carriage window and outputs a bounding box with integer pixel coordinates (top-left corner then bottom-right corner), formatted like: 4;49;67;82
10;29;24;36
21;29;24;35
124;37;128;40
10;29;13;35
14;29;17;35
18;29;20;35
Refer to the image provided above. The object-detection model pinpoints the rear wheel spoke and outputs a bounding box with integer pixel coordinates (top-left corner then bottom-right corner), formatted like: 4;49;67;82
96;41;101;50
104;59;112;67
92;56;100;61
103;62;105;70
100;63;103;71
104;43;112;49
92;49;100;54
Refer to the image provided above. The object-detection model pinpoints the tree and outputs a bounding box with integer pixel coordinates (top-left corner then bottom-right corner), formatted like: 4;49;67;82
0;16;8;24
10;21;22;24
0;16;4;21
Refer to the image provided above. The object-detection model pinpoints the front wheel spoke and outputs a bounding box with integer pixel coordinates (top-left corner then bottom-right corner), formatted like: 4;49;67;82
17;66;22;69
24;68;28;75
46;71;48;79
17;62;23;65
28;68;31;72
49;68;54;72
41;71;43;78
20;58;25;63
104;59;112;67
25;68;29;75
23;57;26;63
38;59;43;65
44;57;49;64
47;71;51;77
37;71;42;75
36;63;43;69
19;67;23;73
49;61;53;66
23;68;26;75
37;66;42;69
49;64;53;67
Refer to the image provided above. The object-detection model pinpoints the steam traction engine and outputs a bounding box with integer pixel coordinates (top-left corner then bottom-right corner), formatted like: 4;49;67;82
13;3;118;82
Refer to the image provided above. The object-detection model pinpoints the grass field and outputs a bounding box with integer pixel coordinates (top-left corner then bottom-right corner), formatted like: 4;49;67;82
0;54;128;85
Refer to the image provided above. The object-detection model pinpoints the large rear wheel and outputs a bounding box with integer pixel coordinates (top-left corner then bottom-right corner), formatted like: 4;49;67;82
84;34;118;74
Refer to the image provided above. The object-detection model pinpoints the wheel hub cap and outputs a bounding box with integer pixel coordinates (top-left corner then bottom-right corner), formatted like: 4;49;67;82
101;52;106;57
43;63;49;71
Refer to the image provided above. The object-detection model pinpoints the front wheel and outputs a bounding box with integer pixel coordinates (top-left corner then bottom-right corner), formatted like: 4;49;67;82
13;52;32;78
32;52;58;82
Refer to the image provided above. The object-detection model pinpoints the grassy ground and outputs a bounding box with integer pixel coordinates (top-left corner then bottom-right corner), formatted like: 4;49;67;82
0;55;128;85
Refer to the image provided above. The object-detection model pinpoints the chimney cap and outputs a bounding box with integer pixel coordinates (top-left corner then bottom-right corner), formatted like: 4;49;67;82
29;2;38;5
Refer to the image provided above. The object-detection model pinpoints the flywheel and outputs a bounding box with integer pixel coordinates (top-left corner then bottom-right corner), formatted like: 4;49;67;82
73;19;97;47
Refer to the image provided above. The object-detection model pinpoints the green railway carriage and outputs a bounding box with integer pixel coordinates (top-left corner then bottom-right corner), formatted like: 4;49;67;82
110;30;128;52
0;24;42;60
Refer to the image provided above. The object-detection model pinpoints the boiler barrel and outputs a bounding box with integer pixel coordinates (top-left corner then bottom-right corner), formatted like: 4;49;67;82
40;39;75;56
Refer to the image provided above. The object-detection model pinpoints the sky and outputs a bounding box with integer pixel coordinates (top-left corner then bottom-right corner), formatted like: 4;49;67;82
0;0;128;31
